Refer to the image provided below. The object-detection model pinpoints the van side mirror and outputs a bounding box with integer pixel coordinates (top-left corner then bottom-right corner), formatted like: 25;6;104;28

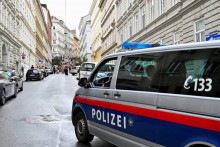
78;77;88;87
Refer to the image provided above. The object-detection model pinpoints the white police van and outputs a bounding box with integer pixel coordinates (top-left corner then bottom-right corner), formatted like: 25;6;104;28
72;41;220;147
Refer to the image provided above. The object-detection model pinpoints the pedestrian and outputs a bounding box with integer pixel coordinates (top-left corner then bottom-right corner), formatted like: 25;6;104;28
64;66;68;76
69;66;71;72
53;66;56;74
31;65;34;69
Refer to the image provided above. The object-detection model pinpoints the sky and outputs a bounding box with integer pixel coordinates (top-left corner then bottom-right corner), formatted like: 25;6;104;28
40;0;93;35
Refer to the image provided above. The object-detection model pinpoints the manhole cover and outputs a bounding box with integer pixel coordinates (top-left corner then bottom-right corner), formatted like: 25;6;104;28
23;115;71;124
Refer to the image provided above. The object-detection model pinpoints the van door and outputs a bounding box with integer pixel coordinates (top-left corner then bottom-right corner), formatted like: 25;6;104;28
77;58;118;137
110;53;165;146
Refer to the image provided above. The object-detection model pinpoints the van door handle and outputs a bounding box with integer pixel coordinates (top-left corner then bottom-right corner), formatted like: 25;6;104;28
103;91;109;97
114;93;121;99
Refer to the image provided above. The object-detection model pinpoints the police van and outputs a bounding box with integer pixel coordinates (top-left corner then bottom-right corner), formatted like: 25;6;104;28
72;41;220;147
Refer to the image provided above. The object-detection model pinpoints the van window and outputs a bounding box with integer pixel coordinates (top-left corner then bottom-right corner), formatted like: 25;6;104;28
92;58;117;87
81;63;96;71
160;48;220;97
116;53;164;91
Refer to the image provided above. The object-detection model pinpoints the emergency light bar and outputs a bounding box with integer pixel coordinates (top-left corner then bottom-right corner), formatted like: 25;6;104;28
122;42;167;49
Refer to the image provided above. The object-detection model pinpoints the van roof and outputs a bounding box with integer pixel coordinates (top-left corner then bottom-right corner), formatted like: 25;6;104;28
82;62;98;64
105;41;220;59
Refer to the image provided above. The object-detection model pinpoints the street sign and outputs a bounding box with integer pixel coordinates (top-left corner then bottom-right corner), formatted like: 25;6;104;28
206;34;220;41
209;30;219;36
39;60;43;64
21;53;26;59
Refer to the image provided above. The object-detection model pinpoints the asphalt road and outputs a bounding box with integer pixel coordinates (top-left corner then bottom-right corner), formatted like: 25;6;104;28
0;74;116;147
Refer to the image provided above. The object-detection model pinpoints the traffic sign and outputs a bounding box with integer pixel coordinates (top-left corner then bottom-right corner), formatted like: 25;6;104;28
21;53;26;59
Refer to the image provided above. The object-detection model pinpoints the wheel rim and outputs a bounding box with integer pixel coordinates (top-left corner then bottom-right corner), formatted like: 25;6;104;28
77;118;85;136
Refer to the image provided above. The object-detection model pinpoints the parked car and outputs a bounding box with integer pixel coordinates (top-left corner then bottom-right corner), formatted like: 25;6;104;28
1;70;23;92
45;67;53;75
45;68;53;75
39;68;48;77
0;71;17;106
26;69;44;81
70;66;80;76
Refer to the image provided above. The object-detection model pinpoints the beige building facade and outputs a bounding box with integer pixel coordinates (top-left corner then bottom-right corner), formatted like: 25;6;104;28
116;0;220;49
34;0;48;67
99;0;118;57
90;0;102;62
0;0;21;70
19;0;36;74
72;30;80;58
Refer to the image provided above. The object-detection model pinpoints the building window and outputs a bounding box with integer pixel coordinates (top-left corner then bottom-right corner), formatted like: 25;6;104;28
134;12;139;34
129;18;133;37
53;40;56;44
174;31;180;45
160;38;165;44
124;23;127;41
118;28;123;44
141;6;146;29
195;20;205;42
120;28;123;44
160;0;165;15
150;0;154;22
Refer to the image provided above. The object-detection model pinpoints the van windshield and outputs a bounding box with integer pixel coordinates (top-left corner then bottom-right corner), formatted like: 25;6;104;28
81;63;96;71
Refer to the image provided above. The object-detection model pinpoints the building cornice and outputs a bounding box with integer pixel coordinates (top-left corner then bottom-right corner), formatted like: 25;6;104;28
20;14;36;38
0;27;21;48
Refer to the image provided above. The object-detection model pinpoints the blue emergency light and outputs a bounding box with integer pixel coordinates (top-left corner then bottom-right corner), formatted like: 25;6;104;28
122;42;167;49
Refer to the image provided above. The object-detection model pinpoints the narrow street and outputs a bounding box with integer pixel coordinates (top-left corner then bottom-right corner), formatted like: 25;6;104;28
0;74;115;147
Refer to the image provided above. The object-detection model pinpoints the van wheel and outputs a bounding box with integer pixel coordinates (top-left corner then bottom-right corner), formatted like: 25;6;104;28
75;112;94;143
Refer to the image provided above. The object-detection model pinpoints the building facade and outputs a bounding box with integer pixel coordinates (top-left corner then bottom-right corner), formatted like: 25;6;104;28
99;0;117;57
72;30;80;58
41;4;52;67
51;16;74;64
0;0;21;71
34;0;48;67
90;0;102;62
19;0;36;75
116;0;220;48
78;14;92;62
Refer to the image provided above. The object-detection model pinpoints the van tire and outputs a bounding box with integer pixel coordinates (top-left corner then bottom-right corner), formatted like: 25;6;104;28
75;112;94;143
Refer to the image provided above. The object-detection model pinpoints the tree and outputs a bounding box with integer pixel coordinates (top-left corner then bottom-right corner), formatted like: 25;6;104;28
71;57;88;66
52;57;61;66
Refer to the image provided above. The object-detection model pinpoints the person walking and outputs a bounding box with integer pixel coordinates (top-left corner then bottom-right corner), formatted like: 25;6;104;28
64;66;68;76
31;65;34;69
53;66;56;74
